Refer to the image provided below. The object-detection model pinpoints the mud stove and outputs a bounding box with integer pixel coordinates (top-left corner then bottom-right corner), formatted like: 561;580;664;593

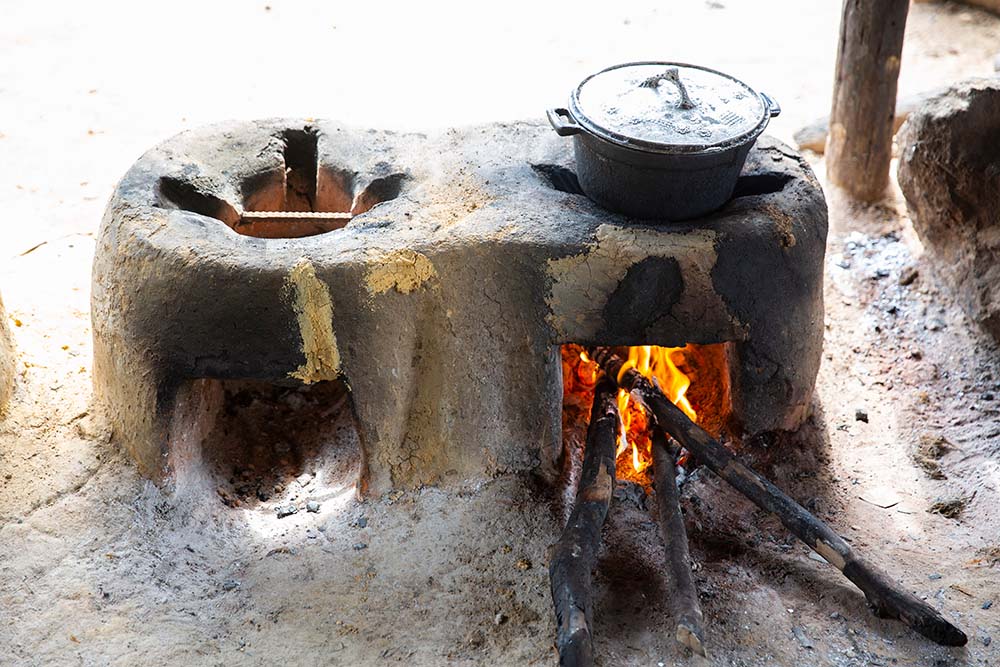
92;120;965;659
93;120;824;490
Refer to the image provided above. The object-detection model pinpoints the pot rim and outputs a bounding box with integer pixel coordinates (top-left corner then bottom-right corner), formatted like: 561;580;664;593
566;61;777;156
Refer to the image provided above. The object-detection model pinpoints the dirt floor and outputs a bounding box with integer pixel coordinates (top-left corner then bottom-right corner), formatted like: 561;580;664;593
2;1;1000;665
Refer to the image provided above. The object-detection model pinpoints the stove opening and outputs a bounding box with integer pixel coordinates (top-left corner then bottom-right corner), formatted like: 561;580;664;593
236;128;345;239
561;343;732;487
156;127;408;240
200;378;362;509
532;163;792;202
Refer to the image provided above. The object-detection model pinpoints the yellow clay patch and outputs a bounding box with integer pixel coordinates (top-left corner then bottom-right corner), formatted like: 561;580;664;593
364;249;437;295
287;258;341;384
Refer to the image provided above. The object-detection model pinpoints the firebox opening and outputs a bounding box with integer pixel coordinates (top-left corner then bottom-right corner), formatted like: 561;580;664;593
561;343;732;488
200;377;362;510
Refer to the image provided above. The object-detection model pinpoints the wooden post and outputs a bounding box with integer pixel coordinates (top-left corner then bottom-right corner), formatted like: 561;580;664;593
826;0;909;201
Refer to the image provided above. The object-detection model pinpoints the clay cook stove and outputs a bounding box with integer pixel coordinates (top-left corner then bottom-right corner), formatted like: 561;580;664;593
93;119;969;656
92;119;826;494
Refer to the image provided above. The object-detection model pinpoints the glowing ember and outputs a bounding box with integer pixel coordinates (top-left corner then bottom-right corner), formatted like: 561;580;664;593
564;345;698;483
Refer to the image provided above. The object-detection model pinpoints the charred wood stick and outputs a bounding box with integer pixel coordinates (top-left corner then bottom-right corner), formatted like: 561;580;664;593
588;347;967;647
549;380;619;666
651;428;706;657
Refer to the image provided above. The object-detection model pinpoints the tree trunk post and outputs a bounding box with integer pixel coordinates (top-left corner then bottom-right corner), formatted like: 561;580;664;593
826;0;910;201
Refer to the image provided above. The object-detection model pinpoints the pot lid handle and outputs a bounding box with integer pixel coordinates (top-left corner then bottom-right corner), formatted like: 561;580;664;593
638;68;695;110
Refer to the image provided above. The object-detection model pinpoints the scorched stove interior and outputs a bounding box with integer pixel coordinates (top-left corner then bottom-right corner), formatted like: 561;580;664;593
204;378;361;510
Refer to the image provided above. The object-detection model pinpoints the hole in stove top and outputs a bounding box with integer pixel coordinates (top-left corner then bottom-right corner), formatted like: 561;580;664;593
532;164;792;204
158;127;407;240
532;164;584;196
238;128;406;239
158;176;241;227
729;171;793;199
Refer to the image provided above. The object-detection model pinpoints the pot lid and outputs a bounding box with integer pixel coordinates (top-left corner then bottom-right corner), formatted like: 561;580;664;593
570;62;768;153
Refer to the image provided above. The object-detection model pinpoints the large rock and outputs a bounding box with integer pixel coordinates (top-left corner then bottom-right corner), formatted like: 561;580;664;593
898;79;1000;340
0;293;14;412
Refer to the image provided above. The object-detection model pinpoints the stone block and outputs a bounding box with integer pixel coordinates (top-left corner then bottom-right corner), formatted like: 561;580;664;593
898;79;1000;340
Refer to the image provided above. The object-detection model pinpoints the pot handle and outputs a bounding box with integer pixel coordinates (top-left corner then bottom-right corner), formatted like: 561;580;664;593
546;108;584;136
639;68;695;110
761;92;781;118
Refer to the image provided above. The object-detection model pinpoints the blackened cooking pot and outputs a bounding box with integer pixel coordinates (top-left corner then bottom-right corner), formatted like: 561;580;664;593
546;61;780;221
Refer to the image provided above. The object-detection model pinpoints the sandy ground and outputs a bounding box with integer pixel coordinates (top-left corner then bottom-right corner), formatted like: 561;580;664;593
2;1;1000;665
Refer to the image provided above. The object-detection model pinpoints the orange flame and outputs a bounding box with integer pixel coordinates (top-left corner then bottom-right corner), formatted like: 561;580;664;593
619;345;697;422
569;345;697;479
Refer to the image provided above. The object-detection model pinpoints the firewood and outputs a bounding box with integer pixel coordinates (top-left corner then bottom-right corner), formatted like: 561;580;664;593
588;347;968;647
826;0;909;201
651;428;706;656
548;380;619;666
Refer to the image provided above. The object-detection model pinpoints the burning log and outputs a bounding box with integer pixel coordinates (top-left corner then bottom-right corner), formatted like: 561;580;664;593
588;347;968;647
549;380;619;667
651;429;706;657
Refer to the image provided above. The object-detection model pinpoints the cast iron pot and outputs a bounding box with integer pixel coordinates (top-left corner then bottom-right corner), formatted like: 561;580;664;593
547;61;780;221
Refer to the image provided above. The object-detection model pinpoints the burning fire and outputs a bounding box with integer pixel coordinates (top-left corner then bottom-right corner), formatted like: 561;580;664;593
564;345;698;482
